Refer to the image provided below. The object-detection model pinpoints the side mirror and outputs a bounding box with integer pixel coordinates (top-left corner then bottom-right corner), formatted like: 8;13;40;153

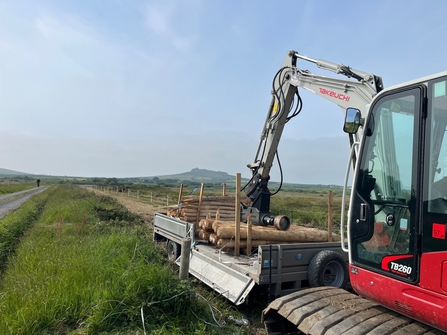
344;108;361;134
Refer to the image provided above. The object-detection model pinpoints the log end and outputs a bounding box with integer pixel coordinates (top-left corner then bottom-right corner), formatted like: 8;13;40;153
273;215;291;231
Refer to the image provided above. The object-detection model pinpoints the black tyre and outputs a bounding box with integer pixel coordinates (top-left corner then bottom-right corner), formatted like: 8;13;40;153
167;240;181;261
308;250;348;289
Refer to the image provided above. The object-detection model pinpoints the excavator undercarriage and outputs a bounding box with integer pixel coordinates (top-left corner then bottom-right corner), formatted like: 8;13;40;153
262;287;446;335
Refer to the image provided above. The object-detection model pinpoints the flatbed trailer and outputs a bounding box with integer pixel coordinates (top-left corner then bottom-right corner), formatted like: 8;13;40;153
154;212;348;305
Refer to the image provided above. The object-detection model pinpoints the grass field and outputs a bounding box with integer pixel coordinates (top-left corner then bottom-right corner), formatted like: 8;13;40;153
0;182;347;334
270;190;346;233
0;184;250;335
0;181;37;195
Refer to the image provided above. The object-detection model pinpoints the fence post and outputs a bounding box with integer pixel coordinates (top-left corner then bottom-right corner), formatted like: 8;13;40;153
195;183;205;234
137;190;140;200
179;238;191;280
178;184;184;205
234;173;241;256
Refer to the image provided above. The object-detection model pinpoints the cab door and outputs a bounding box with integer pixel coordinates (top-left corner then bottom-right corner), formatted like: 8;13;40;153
350;86;424;283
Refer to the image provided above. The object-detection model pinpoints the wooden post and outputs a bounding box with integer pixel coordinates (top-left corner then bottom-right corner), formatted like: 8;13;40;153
222;183;226;196
215;208;220;221
178;183;184;205
179;238;191;280
128;189;130;197
234;173;241;256
137;190;140;200
247;214;252;255
195;183;205;230
328;190;333;242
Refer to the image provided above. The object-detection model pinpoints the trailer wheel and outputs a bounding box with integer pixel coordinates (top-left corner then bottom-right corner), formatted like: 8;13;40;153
167;240;181;261
308;250;348;289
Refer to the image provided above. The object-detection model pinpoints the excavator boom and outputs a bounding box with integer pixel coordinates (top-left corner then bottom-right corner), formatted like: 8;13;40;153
242;50;382;228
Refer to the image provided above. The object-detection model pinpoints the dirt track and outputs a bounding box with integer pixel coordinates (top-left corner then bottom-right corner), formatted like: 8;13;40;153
109;194;159;221
87;187;161;223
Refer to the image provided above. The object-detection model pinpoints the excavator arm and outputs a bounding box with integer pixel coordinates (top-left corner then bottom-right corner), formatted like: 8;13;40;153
241;50;383;228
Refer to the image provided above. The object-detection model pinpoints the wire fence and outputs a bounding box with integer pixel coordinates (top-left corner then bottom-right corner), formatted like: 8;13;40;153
92;185;346;232
93;185;177;206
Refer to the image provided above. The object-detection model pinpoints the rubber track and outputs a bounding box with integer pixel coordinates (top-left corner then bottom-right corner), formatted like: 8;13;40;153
262;287;446;335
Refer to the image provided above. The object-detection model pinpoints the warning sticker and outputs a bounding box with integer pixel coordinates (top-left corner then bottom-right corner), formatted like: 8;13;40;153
432;223;446;240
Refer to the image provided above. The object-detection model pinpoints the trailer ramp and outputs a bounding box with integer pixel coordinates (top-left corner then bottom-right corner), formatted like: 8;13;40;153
180;249;255;305
262;287;446;335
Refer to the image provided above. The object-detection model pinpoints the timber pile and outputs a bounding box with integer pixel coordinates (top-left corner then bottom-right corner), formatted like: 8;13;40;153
165;188;340;255
165;205;179;217
196;218;341;252
167;195;250;224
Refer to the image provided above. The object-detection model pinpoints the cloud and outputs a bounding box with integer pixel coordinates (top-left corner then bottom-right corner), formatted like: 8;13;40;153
143;2;199;54
36;15;99;47
145;3;171;34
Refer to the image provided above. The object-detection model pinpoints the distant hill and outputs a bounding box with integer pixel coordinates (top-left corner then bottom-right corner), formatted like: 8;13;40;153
0;167;341;188
0;168;29;176
155;168;236;182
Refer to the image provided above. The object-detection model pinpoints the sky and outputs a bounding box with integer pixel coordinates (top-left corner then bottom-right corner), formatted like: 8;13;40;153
1;1;447;185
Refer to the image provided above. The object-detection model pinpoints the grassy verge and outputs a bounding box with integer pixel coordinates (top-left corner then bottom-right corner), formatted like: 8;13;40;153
0;191;47;274
0;184;246;335
0;182;37;195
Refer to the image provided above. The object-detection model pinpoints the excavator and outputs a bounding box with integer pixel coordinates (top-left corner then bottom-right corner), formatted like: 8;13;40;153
242;51;447;334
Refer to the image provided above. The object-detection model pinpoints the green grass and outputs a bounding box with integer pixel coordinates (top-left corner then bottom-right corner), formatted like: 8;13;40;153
0;193;46;274
270;190;348;233
0;185;246;335
0;182;36;195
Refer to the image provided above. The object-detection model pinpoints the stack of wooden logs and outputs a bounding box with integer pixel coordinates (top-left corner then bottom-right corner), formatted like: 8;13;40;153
168;195;250;223
165;205;180;218
197;218;341;252
165;183;341;255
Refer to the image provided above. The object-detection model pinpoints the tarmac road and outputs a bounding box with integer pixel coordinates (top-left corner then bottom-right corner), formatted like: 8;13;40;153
0;187;48;219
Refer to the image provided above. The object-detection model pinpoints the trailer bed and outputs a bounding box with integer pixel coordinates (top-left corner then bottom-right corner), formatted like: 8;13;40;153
153;212;348;305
